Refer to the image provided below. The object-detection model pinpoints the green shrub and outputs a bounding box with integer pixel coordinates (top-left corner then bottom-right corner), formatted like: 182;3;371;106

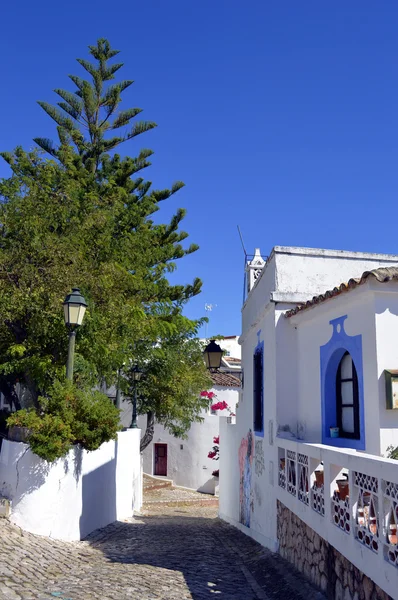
386;445;398;460
7;381;121;462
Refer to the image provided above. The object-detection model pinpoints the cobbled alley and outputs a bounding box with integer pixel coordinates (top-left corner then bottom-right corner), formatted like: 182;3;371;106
0;486;325;600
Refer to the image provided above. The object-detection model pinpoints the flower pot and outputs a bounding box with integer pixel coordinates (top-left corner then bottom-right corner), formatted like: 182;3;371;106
369;517;377;535
280;458;286;470
315;470;324;487
336;479;349;501
330;427;339;438
389;525;397;545
8;426;30;443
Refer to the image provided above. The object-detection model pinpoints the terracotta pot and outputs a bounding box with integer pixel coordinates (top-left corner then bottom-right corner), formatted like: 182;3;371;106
389;525;397;545
315;470;324;487
369;518;377;535
336;479;349;501
280;459;286;470
357;507;365;526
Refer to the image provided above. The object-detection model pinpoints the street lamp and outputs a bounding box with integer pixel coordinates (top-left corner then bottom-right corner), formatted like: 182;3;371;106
63;288;88;381
203;340;223;372
130;365;143;429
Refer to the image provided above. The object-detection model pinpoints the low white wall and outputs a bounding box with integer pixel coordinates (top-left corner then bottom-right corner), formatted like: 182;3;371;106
0;429;142;541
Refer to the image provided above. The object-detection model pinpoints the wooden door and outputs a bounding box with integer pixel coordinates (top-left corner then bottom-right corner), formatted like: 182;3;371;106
154;443;167;476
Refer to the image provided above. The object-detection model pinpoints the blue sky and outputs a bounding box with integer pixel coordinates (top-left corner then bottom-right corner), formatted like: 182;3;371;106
1;2;398;337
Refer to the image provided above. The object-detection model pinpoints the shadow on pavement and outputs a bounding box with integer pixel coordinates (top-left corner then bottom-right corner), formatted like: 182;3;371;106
84;513;324;600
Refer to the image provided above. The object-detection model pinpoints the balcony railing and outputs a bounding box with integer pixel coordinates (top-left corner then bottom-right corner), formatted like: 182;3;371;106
276;437;398;598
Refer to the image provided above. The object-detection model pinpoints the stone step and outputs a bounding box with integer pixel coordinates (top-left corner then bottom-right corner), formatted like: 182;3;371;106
143;474;174;491
143;498;219;508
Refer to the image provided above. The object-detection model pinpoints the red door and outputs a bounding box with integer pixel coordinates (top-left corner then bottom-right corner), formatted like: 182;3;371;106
154;444;167;476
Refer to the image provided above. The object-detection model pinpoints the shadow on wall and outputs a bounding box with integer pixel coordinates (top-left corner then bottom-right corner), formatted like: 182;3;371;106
1;445;51;501
79;442;118;539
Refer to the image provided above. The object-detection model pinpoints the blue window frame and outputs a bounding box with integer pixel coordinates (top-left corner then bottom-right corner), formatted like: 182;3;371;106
320;315;365;450
253;344;264;434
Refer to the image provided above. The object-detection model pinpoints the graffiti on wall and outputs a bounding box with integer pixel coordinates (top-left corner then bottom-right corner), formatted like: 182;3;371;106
238;429;254;527
255;439;265;476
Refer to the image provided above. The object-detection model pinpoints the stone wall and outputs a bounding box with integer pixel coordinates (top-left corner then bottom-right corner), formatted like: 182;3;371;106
277;500;392;600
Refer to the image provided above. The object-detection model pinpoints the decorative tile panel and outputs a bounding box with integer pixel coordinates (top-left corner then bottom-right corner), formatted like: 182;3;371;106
311;484;325;516
354;471;379;554
278;449;286;490
287;451;297;497
298;454;309;505
332;490;350;535
383;480;398;567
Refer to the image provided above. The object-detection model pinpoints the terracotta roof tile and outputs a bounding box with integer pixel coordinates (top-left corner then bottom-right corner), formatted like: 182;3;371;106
285;266;398;318
210;371;241;388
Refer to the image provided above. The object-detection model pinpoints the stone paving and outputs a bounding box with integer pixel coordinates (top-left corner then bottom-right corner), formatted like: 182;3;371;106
0;487;325;600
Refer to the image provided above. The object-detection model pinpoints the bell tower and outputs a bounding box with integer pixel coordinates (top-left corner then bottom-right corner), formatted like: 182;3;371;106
246;248;266;294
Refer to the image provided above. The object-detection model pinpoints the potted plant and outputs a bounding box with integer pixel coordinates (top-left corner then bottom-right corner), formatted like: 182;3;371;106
336;479;349;500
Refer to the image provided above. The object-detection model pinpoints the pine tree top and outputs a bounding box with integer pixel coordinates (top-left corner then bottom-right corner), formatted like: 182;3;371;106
33;38;157;174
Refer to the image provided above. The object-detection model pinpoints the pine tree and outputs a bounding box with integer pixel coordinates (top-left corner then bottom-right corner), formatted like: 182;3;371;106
33;38;157;175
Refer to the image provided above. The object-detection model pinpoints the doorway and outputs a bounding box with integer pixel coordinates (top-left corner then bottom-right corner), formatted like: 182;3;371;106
154;443;168;476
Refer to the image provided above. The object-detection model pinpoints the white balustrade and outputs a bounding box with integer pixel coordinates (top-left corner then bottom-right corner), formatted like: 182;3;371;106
276;437;398;599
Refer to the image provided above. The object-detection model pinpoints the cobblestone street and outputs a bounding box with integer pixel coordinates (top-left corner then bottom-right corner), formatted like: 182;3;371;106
0;486;324;600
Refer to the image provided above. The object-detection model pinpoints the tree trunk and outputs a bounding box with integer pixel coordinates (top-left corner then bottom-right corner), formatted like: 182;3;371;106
140;411;155;452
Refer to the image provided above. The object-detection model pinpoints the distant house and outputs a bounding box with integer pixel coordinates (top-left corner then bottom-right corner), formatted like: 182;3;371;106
138;336;241;494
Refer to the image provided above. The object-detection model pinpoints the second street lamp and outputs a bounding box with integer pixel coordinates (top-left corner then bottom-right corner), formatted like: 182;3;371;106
63;288;88;381
130;365;143;429
203;340;223;372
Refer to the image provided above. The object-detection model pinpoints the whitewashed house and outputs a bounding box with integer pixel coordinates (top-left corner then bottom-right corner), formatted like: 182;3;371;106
220;246;398;599
139;336;241;494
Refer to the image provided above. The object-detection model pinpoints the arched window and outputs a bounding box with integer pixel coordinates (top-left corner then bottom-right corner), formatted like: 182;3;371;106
336;352;360;439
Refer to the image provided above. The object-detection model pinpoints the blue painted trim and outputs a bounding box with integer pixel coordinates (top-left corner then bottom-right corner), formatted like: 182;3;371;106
253;339;264;435
320;315;366;451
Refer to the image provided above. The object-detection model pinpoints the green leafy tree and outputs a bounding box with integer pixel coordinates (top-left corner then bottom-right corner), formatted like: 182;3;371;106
0;39;203;416
123;327;212;452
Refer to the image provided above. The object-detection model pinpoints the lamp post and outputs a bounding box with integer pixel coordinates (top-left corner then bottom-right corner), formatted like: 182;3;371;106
203;340;223;372
130;365;143;429
63;288;88;381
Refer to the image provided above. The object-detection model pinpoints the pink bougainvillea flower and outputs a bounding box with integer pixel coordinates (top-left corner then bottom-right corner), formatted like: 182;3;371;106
230;412;236;417
213;436;219;444
200;391;209;397
207;391;215;399
208;451;217;459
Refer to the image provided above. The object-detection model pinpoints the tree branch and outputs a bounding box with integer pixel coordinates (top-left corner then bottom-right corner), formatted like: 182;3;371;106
140;410;154;452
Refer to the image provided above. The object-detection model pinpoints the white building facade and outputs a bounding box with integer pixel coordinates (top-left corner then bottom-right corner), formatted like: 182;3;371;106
139;336;241;494
220;246;398;599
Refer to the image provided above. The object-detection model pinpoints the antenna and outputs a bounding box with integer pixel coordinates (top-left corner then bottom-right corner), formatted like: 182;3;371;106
237;225;247;258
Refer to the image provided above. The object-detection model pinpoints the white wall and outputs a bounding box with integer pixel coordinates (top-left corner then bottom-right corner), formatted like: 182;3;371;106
140;385;239;493
0;429;142;541
218;336;240;358
274;246;398;297
374;286;398;455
